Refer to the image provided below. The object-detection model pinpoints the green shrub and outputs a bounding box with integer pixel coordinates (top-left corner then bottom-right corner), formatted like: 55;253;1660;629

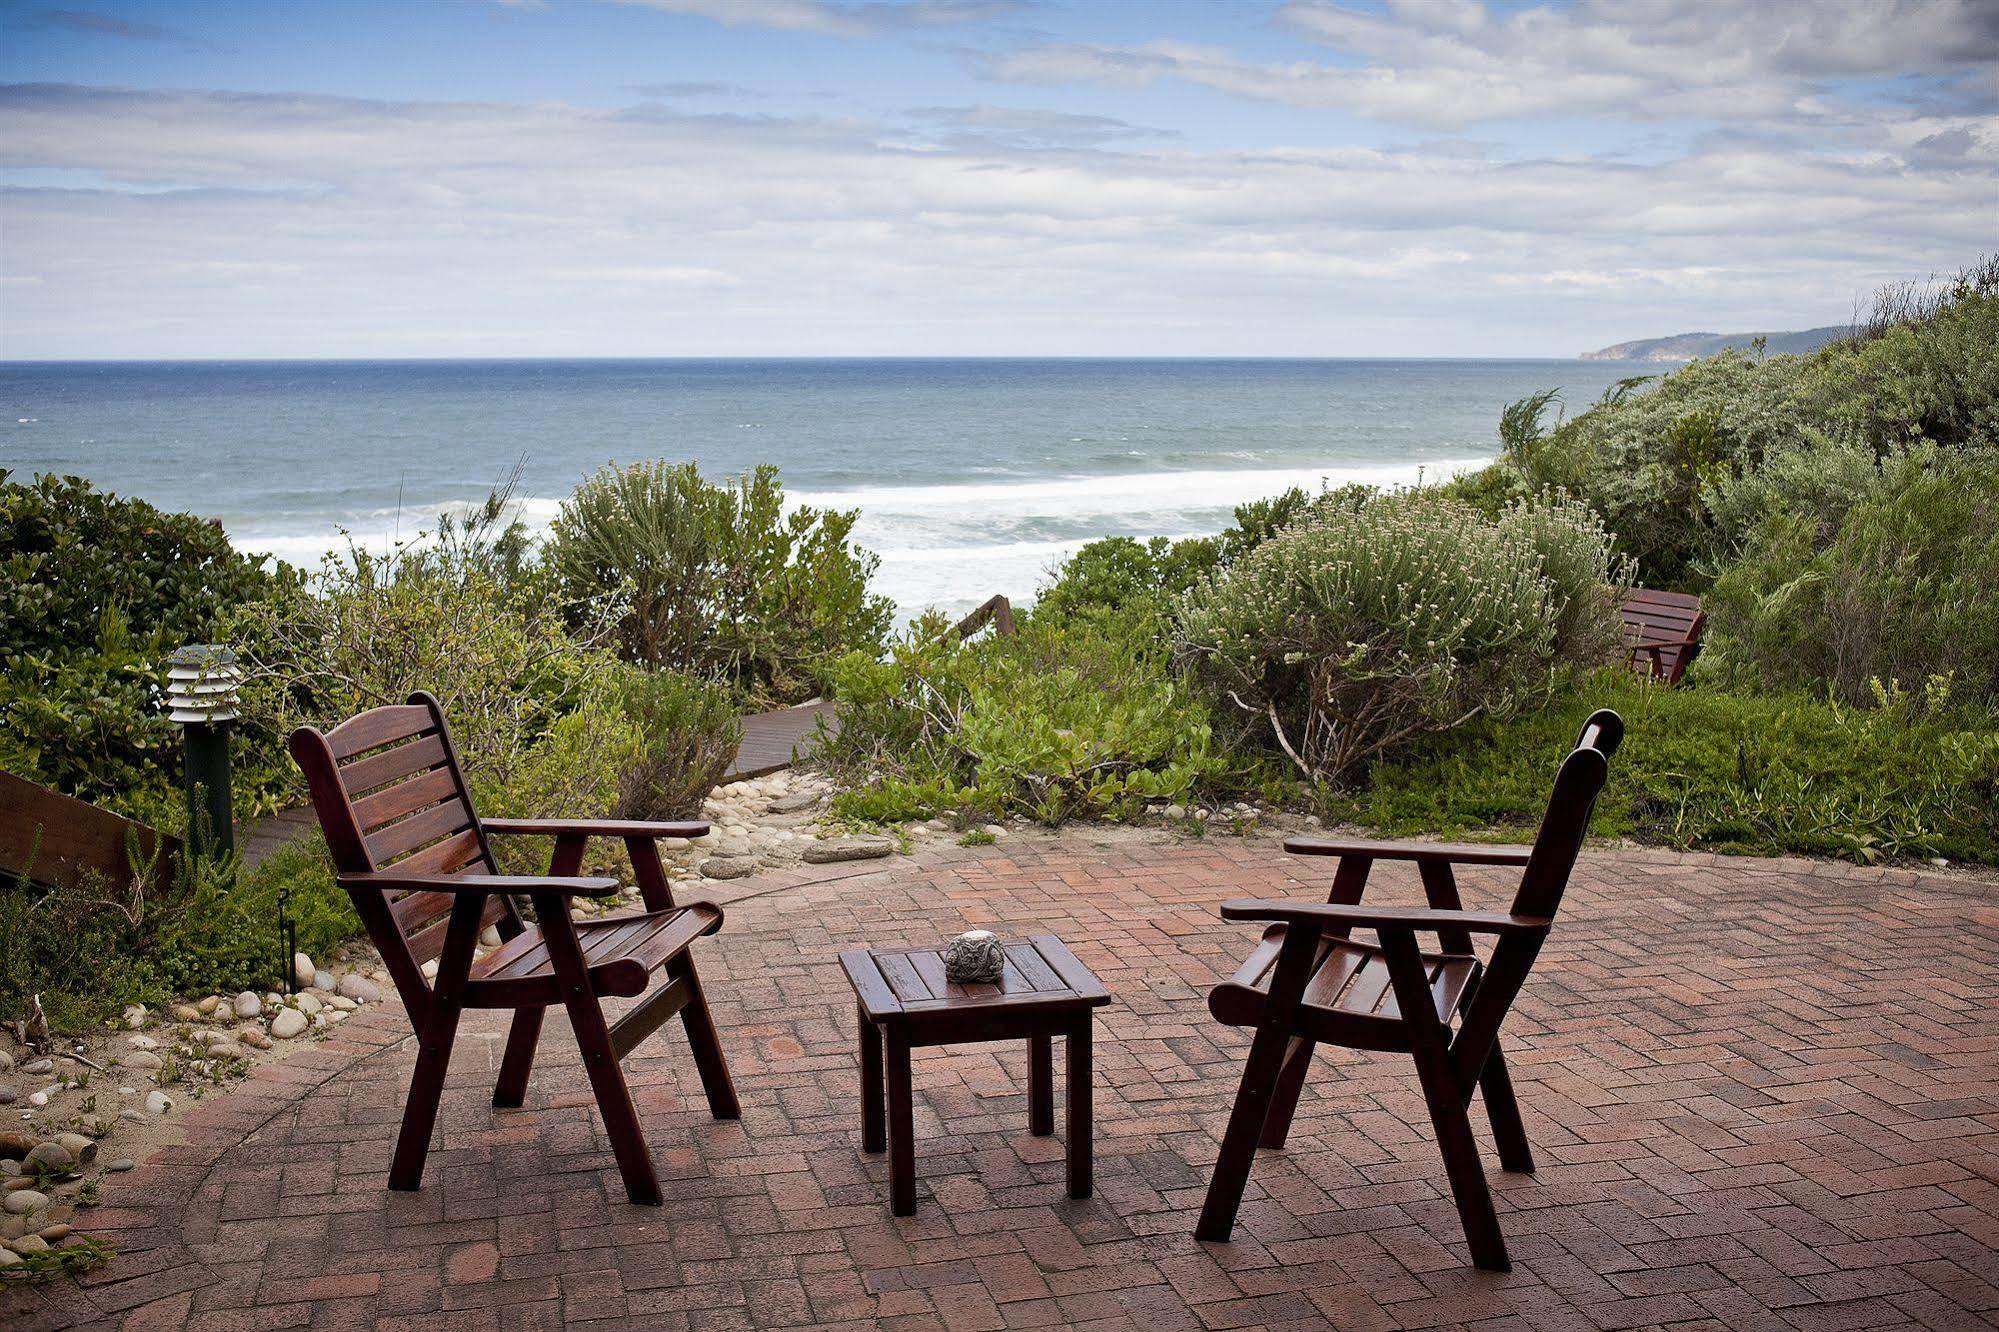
486;662;740;830
0;470;284;818
0;833;354;1034
1706;448;1999;703
1332;670;1999;865
1176;492;1621;785
1035;535;1218;625
548;461;892;704
822;610;1235;825
234;538;606;792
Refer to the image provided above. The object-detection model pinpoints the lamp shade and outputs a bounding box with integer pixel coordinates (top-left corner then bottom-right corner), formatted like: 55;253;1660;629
165;645;242;724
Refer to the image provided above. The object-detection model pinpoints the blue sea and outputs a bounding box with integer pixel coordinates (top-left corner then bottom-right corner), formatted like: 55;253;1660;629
1;358;1651;620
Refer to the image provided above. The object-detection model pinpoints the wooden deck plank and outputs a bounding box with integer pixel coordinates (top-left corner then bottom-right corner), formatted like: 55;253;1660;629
721;700;839;781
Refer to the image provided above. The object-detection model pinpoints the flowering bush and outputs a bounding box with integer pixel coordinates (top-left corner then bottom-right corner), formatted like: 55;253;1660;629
1176;492;1623;785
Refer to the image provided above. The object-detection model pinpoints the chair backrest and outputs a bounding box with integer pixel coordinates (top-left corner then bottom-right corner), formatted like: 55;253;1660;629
1620;587;1706;684
1509;708;1623;921
288;691;519;1008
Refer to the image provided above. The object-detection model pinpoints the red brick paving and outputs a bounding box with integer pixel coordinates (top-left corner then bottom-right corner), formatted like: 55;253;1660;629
8;833;1999;1330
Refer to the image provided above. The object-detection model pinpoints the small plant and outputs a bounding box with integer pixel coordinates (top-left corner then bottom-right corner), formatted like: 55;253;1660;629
7;1235;114;1283
957;828;996;848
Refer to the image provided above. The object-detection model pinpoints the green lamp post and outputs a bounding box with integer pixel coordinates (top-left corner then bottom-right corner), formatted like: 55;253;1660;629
166;645;242;860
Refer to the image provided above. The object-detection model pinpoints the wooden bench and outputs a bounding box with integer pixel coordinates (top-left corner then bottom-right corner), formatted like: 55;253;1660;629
0;770;178;894
1620;587;1705;685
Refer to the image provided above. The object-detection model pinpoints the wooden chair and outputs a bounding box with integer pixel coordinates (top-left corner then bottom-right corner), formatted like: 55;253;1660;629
288;691;740;1205
1195;710;1623;1270
1619;587;1705;685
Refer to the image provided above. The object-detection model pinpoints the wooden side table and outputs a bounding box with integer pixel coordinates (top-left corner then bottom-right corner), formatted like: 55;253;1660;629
839;935;1111;1215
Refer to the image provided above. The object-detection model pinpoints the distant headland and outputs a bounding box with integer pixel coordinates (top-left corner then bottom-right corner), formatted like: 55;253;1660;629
1579;325;1850;362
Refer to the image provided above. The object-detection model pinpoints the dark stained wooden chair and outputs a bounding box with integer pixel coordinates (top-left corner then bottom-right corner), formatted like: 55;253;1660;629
288;691;739;1205
1620;587;1705;685
1195;710;1623;1270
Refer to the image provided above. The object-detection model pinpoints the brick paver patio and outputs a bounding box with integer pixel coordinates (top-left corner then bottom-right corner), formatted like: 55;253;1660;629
10;832;1998;1330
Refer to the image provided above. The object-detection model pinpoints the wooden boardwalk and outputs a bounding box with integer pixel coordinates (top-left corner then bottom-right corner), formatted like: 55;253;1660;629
720;699;838;781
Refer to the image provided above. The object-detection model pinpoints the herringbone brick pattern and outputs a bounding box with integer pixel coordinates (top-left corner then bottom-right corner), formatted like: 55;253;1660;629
11;833;1998;1330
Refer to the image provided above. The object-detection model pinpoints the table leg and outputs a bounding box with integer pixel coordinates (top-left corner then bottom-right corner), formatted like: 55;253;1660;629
1029;1033;1054;1136
1066;1016;1093;1199
858;1005;885;1154
886;1025;916;1216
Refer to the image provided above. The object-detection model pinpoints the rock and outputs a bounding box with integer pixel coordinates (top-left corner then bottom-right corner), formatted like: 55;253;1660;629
54;1135;94;1166
105;1159;134;1172
769;792;822;814
1163;804;1186;820
2;1191;47;1216
206;1042;247;1061
171;1003;203;1023
325;995;357;1012
292;952;317;987
801;838;894;865
420;959;439;982
699;856;757;880
37;1223;70;1241
195;996;221;1016
123;1051;162;1072
0;1246;18;1270
923;818;951;832
296;991;323;1017
237;1027;272;1050
982;824;1006;838
128;1035;159;1051
312;971;337;993
323;1010;347;1025
270;1009;309;1040
122;1004;147;1029
22;1142;72;1174
21;1060;51;1077
0;1089;13;1107
232;991;263;1019
118;1109;147;1125
337;975;380;1003
8;1233;50;1255
145;1091;174;1116
479;925;502;948
26;1092;47;1108
0;1052;10;1073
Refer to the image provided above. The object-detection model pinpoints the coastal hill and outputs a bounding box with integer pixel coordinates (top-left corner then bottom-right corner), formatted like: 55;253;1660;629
1580;325;1849;362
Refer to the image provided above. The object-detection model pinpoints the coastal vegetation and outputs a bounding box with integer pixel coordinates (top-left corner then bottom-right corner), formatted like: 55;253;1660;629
4;259;1997;1032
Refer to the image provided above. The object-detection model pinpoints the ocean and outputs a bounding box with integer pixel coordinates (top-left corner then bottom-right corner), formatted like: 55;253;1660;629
2;358;1651;620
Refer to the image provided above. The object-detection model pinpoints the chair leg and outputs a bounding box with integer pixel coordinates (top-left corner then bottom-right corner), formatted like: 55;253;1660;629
389;1003;462;1191
1195;1023;1295;1241
858;1006;885;1153
564;990;664;1206
1066;1016;1093;1200
670;953;740;1121
1259;1036;1317;1149
1477;1039;1534;1174
492;1006;544;1109
886;1025;916;1216
1411;1046;1510;1271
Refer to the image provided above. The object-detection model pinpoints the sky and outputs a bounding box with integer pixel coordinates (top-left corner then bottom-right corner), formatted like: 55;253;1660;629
1;0;1995;359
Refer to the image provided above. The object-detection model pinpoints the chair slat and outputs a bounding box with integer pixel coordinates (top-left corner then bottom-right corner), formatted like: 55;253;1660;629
325;705;436;761
391;826;487;878
350;766;461;835
338;733;450;797
366;798;476;866
403;896;511;966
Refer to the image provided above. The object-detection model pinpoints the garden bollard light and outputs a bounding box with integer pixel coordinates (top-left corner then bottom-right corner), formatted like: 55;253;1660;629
166;645;241;860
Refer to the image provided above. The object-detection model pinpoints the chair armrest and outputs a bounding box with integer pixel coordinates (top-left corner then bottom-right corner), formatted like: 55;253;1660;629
1220;898;1550;937
337;871;621;898
481;817;711;840
1283;835;1531;866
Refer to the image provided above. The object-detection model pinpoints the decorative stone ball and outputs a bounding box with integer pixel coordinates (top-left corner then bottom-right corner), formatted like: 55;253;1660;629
944;930;1006;984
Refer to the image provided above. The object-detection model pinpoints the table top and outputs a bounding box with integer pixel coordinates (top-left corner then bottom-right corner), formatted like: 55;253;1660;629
840;934;1110;1021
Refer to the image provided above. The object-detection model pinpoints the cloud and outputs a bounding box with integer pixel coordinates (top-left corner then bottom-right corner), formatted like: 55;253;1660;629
987;0;1999;131
24;7;198;44
627;81;755;99
0;80;1989;358
612;0;1023;39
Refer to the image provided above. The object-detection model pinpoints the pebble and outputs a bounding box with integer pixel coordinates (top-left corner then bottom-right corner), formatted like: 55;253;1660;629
325;995;357;1012
122;1004;147;1029
27;1092;47;1108
207;1042;247;1060
801;838;894;864
293;952;317;987
128;1035;159;1051
21;1060;51;1077
270;1009;309;1040
2;1190;47;1216
145;1091;174;1116
337;975;380;1003
769;792;822;814
37;1223;70;1241
118;1109;147;1125
1163;804;1186;819
9;1233;49;1255
0;1052;10;1073
312;971;337;993
195;996;221;1016
238;1027;273;1050
982;824;1006;838
123;1051;163;1071
0;1089;13;1106
233;991;263;1019
296;992;323;1016
0;1248;18;1271
420;959;439;981
479;925;502;948
54;1134;94;1165
171;1003;203;1022
23;1142;72;1173
699;856;758;880
105;1159;134;1172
